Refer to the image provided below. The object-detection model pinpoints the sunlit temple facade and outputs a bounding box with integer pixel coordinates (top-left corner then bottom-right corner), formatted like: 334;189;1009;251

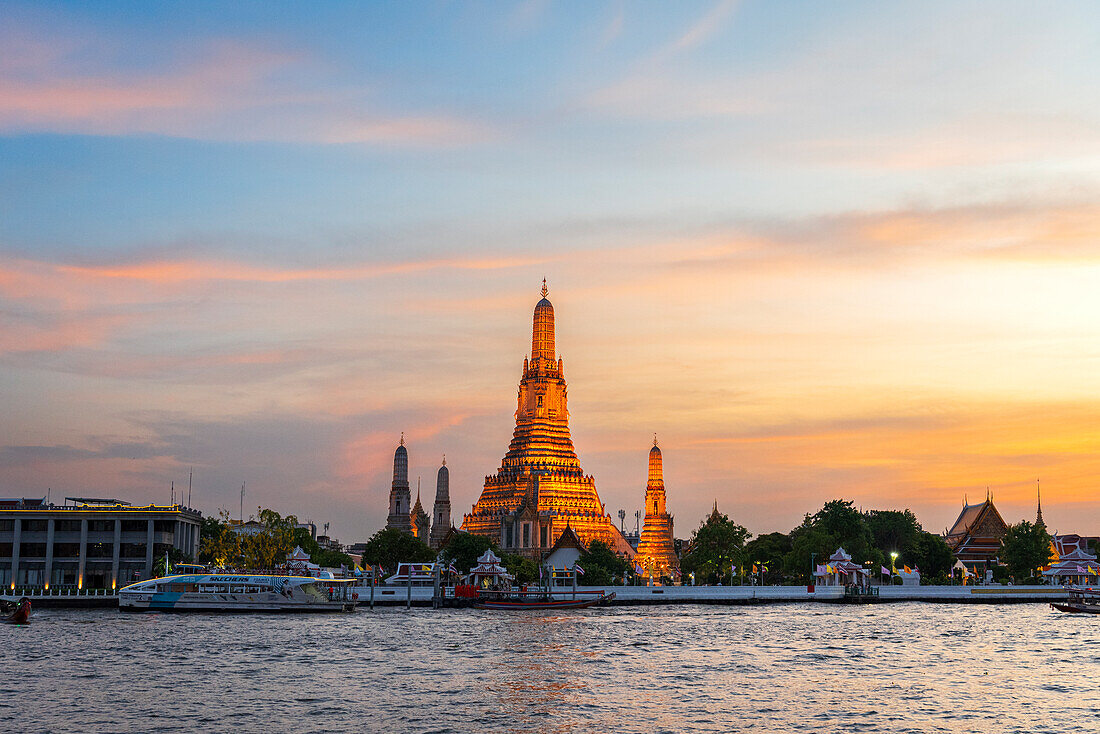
462;282;635;561
633;438;679;579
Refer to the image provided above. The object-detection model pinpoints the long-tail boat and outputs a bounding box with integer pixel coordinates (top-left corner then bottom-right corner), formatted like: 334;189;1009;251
1051;586;1100;614
473;588;615;610
1;596;31;624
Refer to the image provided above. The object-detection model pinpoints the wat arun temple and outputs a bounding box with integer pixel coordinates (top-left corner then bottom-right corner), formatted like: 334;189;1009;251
461;282;639;561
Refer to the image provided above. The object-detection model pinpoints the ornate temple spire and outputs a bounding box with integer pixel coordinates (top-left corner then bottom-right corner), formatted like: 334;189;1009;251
436;459;450;503
386;434;412;533
531;280;555;365
392;438;408;487
1036;478;1045;527
648;439;664;489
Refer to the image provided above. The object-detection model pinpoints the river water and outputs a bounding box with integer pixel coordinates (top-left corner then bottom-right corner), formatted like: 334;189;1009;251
3;603;1098;733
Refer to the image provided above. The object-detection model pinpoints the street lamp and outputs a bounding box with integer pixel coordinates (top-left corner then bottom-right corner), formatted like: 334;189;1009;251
890;552;898;584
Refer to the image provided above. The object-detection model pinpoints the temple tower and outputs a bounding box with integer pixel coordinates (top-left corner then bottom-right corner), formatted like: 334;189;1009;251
430;457;452;549
462;281;634;561
634;437;680;579
1036;479;1045;528
411;480;431;541
386;434;412;533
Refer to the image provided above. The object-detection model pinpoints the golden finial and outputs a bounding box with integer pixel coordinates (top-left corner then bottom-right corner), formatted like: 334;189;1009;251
400;431;405;446
653;433;658;447
541;278;548;298
442;454;446;466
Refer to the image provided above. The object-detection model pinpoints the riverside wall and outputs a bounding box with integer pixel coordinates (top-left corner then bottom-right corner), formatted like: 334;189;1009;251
348;584;1071;607
9;584;1071;609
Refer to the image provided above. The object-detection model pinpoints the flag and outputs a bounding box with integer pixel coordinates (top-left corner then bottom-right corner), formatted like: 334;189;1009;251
752;564;758;574
760;564;768;573
634;563;643;574
574;564;585;576
903;565;912;574
353;565;363;578
448;563;459;575
881;566;891;575
539;564;544;580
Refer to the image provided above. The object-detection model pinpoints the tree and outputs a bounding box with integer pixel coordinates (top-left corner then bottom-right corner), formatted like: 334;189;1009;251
907;532;954;582
783;500;882;581
1000;520;1053;583
576;540;630;586
744;532;792;584
198;511;241;567
501;552;539;585
360;528;435;574
290;526;353;569
153;546;193;576
865;510;921;560
439;532;496;575
681;510;751;585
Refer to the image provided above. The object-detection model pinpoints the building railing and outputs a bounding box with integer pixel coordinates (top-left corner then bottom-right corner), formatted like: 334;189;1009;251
5;586;119;597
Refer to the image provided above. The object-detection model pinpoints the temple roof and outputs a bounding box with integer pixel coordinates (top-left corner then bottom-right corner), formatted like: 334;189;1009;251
945;497;1007;542
549;524;586;553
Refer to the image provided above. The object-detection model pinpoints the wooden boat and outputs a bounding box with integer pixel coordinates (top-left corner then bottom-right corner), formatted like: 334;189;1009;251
1051;586;1100;614
1;596;31;624
473;588;615;610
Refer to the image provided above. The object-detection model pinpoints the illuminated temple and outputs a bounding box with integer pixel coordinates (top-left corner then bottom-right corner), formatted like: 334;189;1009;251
462;282;635;561
634;438;679;579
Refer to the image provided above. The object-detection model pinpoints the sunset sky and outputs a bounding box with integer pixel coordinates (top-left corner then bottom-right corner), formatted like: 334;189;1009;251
3;1;1100;542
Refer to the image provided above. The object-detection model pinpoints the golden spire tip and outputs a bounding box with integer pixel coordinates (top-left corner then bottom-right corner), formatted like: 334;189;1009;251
541;278;548;298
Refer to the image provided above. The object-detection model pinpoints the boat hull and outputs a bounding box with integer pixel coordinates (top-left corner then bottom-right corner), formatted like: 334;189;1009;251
1051;602;1100;614
1;597;31;624
473;591;616;611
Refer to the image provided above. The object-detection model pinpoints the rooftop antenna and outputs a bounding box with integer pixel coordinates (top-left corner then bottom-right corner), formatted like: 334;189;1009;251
171;481;174;505
188;467;192;508
240;482;246;525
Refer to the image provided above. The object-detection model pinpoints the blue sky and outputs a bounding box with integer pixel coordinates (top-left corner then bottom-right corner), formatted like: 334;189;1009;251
3;1;1100;541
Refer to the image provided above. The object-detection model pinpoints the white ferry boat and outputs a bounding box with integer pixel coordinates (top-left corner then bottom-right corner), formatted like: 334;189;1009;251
119;572;357;613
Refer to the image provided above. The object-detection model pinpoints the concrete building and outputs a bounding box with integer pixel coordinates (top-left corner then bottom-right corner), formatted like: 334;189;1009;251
0;496;202;590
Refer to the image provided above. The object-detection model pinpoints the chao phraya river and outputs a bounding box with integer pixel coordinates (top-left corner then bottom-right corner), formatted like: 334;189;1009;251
4;603;1098;733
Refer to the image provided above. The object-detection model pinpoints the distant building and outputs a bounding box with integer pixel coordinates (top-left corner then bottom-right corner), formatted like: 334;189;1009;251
229;519;265;537
943;492;1008;570
0;496;201;589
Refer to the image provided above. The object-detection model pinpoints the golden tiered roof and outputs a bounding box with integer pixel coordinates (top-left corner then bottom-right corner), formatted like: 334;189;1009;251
634;438;679;578
462;282;630;559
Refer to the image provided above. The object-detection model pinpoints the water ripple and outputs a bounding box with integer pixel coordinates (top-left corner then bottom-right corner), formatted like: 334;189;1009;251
1;603;1098;732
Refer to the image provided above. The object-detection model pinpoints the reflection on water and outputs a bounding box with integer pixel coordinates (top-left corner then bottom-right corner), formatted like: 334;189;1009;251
3;603;1100;732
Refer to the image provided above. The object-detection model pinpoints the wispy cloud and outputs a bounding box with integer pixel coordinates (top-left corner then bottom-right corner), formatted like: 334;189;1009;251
660;0;739;58
0;25;491;146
